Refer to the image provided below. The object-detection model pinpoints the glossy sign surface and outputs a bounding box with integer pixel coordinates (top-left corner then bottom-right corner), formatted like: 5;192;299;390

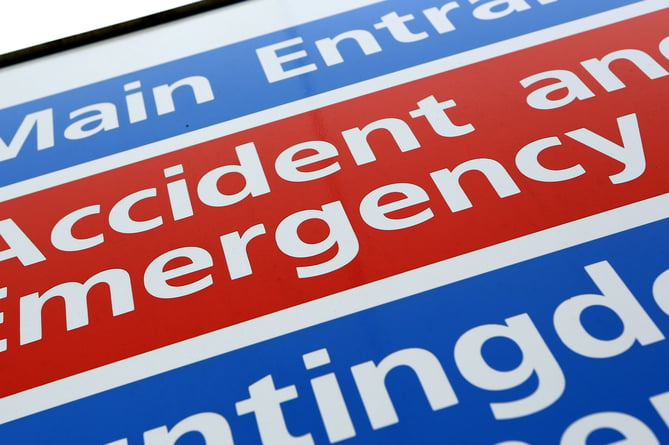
0;0;668;443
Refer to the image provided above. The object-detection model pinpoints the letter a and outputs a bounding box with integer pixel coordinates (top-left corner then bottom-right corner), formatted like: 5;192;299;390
0;219;45;266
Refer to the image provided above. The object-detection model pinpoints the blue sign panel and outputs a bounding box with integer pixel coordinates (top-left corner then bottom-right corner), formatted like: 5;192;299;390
0;0;645;187
3;217;669;444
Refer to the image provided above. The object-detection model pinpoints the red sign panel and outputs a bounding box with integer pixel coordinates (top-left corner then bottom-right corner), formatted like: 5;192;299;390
0;9;668;398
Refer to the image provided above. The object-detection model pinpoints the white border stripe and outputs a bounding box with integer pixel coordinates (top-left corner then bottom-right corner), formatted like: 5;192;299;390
1;0;666;203
2;193;668;424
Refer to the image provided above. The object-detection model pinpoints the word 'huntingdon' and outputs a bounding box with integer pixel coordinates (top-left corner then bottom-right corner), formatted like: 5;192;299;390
105;260;669;445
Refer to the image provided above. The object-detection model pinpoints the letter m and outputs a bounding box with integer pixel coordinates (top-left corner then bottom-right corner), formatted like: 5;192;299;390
19;268;134;344
0;109;54;161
